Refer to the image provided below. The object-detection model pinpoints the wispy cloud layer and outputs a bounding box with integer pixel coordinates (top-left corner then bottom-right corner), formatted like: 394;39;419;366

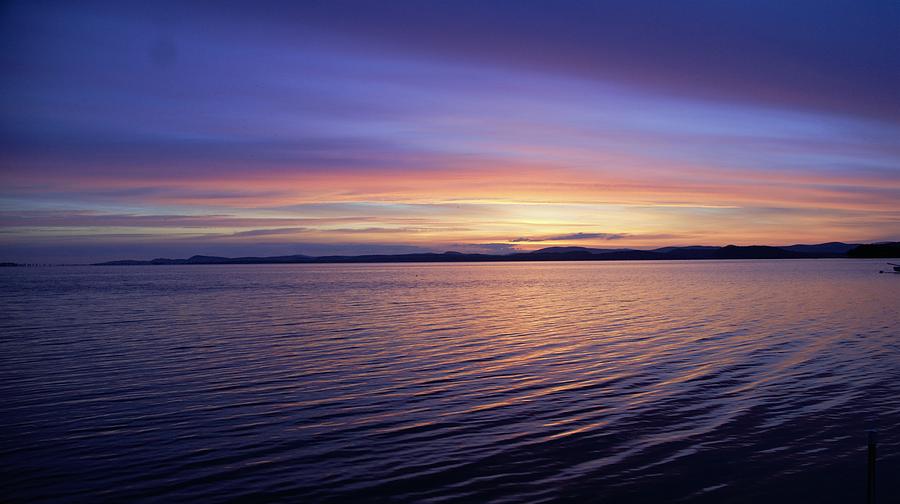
1;1;898;261
510;233;627;243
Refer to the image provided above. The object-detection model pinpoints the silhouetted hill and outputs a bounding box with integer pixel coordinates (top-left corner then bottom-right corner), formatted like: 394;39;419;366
781;242;857;255
847;242;900;258
309;253;499;263
590;250;667;260
652;246;719;254
654;247;719;259
92;242;894;265
713;245;808;259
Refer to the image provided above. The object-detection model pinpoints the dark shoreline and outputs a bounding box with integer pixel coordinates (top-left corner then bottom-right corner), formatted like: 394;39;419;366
2;242;895;267
87;242;899;266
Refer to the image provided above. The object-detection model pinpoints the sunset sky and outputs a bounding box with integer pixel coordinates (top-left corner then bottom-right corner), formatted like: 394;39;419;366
2;1;899;262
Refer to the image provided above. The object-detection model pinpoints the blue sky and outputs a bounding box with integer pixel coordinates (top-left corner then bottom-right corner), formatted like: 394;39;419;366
1;0;898;262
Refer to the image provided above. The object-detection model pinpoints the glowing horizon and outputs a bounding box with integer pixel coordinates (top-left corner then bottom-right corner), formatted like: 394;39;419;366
2;1;898;262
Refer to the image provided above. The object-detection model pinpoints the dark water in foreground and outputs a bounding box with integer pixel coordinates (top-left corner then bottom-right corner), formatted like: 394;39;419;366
1;260;899;503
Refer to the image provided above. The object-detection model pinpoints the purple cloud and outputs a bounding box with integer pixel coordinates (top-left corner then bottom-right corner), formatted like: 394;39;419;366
510;232;627;243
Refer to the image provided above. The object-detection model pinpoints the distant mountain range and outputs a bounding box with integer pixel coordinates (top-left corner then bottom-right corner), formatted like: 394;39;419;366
89;242;900;266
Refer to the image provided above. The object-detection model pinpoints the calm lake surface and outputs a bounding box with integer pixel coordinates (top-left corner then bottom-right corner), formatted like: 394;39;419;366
1;260;898;503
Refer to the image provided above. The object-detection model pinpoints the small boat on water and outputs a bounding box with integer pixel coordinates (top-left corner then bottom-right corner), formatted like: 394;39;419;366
879;263;900;274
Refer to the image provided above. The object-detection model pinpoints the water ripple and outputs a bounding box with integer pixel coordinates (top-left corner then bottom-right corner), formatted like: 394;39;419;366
1;260;899;503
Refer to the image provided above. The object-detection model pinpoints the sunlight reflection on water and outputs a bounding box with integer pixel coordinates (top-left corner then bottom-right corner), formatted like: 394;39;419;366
1;260;899;502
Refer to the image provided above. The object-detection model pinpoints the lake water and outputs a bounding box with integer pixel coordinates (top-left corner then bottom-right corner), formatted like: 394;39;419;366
1;260;898;503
